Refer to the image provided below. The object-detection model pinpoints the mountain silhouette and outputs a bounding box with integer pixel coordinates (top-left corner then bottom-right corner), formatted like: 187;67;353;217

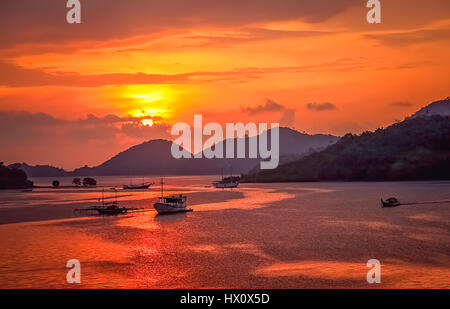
8;163;69;177
410;97;450;118
244;99;450;182
11;127;338;177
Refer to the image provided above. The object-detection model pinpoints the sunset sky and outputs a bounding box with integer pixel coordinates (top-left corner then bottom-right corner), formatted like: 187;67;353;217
1;0;449;169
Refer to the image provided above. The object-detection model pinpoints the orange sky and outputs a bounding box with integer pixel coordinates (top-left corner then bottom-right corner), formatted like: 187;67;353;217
0;0;449;169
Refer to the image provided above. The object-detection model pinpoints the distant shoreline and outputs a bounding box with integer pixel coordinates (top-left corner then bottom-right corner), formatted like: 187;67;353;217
242;179;450;184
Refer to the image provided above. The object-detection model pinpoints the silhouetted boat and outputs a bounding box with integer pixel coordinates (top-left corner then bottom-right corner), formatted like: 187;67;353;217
123;183;152;190
153;178;191;214
123;177;153;190
381;197;401;207
75;189;140;215
213;168;240;189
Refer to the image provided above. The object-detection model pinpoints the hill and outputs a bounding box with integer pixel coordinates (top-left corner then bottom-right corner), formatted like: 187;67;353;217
8;163;69;177
11;127;338;176
243;115;450;182
78;127;337;176
0;162;33;189
410;97;450;118
72;139;217;176
195;127;338;174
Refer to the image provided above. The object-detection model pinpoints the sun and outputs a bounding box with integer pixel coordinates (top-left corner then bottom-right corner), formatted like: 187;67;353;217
118;85;176;122
141;119;154;126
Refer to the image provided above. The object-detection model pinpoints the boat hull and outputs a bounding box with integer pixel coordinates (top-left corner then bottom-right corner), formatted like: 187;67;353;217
381;198;401;208
213;181;239;188
123;184;151;190
97;208;127;215
153;202;191;214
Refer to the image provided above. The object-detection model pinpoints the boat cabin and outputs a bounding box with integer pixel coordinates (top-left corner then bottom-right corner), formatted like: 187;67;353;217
157;194;187;207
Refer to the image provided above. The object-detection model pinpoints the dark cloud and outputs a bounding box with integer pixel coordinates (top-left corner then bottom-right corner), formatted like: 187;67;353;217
242;99;285;115
0;61;188;87
389;101;413;107
242;99;296;126
306;102;337;111
279;108;296;126
0;111;170;168
365;29;450;46
0;110;169;142
0;0;359;48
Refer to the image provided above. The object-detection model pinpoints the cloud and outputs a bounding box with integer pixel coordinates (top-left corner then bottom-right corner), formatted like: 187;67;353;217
389;101;413;107
0;61;188;87
242;99;296;126
242;99;285;115
0;58;371;87
0;111;170;169
182;27;334;47
279;108;296;126
306;102;337;111
0;0;359;48
365;29;450;46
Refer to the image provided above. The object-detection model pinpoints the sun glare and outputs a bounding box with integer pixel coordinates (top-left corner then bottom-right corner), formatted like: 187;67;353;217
141;119;154;126
118;85;177;122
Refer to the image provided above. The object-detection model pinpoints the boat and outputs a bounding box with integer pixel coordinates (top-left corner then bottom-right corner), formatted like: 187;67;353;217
75;189;141;215
213;168;240;189
213;176;240;188
381;197;401;207
94;204;129;215
123;177;153;190
153;178;192;214
123;183;152;190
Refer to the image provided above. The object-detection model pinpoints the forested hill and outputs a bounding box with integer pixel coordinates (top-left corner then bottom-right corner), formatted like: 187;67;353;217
243;115;450;182
0;162;33;189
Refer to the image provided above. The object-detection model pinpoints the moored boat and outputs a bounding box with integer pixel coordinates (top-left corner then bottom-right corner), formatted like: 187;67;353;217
213;168;240;189
75;189;140;215
123;177;153;190
381;197;401;207
153;178;192;214
154;194;191;214
123;183;152;190
213;176;240;188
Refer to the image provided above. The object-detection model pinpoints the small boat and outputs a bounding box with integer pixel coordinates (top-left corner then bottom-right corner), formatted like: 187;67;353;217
76;203;130;215
123;183;152;190
381;197;401;208
93;204;128;215
123;177;153;190
153;178;192;214
75;189;140;215
213;168;240;189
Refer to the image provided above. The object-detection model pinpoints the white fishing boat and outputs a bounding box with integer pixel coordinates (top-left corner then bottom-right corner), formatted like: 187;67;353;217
153;178;192;214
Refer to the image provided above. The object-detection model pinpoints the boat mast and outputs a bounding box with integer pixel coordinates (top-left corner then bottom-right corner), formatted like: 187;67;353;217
160;178;164;197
